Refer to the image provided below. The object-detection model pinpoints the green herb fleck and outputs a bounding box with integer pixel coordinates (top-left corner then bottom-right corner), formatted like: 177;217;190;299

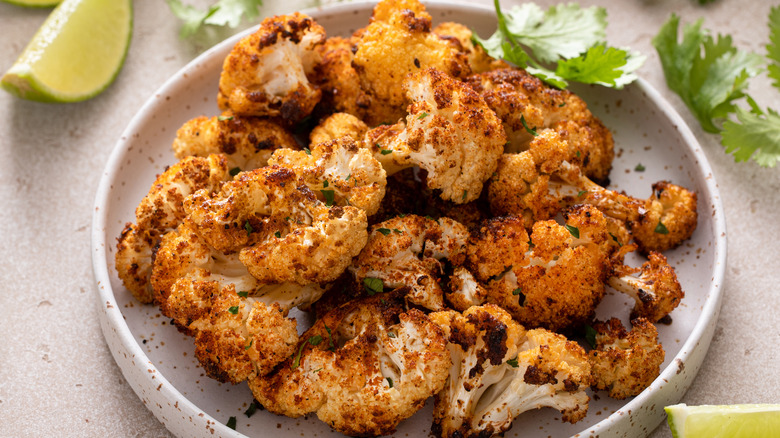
393;228;403;234
609;232;623;247
244;221;254;235
237;291;249;298
217;115;234;121
585;324;598;349
564;224;580;239
386;377;394;388
324;325;335;351
245;339;252;350
387;332;397;338
304;147;311;155
244;401;260;418
655;221;670;234
507;356;519;368
292;335;324;370
229;167;241;176
380;149;393;155
323;180;329;188
520;115;538;136
363;277;384;296
577;190;587;197
274;231;281;238
321;189;335;207
377;228;392;236
417;112;429;120
635;163;646;172
462;190;468;201
228;305;239;315
226;416;237;430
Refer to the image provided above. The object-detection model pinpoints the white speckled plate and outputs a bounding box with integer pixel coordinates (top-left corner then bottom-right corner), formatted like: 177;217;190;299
91;1;727;437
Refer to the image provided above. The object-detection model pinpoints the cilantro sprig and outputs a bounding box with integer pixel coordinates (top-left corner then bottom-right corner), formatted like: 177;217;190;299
653;10;780;167
475;0;644;89
166;0;264;38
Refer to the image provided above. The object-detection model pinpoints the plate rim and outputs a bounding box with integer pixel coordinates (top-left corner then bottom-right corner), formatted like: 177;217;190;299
91;1;727;437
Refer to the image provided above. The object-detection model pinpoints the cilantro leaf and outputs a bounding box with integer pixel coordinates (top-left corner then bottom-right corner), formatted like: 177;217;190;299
475;0;642;89
166;0;263;38
653;14;763;133
768;6;780;90
721;107;780;167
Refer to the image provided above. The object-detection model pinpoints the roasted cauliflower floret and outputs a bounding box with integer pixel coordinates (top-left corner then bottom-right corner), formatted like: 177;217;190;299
368;67;506;203
351;0;471;124
249;290;451;437
609;251;684;322
311;36;372;119
631;180;698;253
182;165;368;283
172;112;299;171
115;154;230;303
466;67;614;182
165;279;299;383
589;317;665;400
268;135;386;215
433;22;508;74
309;112;369;146
350;214;469;311
217;13;325;122
430;305;590;438
461;205;611;333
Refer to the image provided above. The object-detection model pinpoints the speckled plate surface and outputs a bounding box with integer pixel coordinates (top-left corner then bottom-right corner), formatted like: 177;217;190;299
91;1;727;437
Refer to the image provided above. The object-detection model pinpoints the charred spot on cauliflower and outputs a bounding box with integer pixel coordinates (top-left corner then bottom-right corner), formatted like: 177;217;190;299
350;214;469;311
430;305;590;438
115;154;230;303
217;13;325;123
172;112;299;171
588;317;665;400
351;0;471;124
249;289;451;437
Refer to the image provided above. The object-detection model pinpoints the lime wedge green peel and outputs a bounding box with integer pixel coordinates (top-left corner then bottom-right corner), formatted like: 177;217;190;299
1;0;61;7
1;0;132;102
666;403;780;438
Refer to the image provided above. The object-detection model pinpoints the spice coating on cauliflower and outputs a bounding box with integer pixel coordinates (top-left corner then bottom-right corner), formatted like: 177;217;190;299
433;22;508;74
350;0;471;124
311;36;373;120
631;180;698;253
115;154;230;303
589;317;665;400
461;205;612;333
350;214;469;311
430;305;590;438
466;67;614;182
609;250;685;322
172;112;299;171
183;165;368;284
217;13;325;122
249;290;451;437
370;67;506;203
309;112;369;147
268;135;387;215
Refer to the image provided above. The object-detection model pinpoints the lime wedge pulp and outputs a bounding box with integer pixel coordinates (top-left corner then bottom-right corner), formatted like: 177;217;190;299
666;403;780;438
1;0;132;102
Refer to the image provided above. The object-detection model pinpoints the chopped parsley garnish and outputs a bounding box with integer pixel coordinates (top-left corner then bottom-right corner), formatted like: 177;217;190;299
609;232;623;247
244;401;260;418
217;115;234;121
323;180;329;188
417;112;429;119
386;377;394;388
512;287;523;295
304;147;311;155
292;335;323;370
363;277;384;296
324;324;336;351
585;324;598;349
635;163;646;172
564;224;580;239
393;228;403;234
245;339;252;350
229;167;241;176
506;356;519;367
237;291;249;298
520;115;538;136
226;416;237;430
387;332;397;338
380;149;393;155
377;228;392;236
462;190;468;201
228;305;239;315
577;190;587;197
274;231;281;238
321;189;335;207
655;221;670;234
244;221;254;234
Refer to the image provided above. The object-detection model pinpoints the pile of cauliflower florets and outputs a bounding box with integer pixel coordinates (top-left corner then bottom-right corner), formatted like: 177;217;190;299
115;1;698;436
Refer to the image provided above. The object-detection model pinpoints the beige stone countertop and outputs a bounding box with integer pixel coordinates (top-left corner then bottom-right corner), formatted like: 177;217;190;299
1;0;778;437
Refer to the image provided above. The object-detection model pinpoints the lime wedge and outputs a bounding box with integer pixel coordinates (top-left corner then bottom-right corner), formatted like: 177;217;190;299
665;404;780;438
1;0;61;7
1;0;132;102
